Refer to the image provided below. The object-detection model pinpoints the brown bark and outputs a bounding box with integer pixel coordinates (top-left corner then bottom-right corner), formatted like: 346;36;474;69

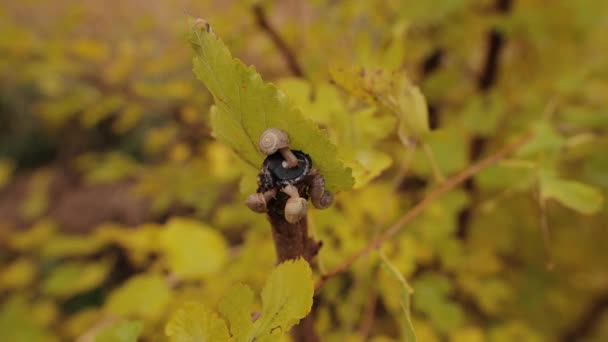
267;208;321;342
268;214;321;263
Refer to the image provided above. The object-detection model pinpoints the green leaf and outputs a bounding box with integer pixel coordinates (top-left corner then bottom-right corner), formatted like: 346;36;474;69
0;258;37;291
104;273;171;321
251;258;314;341
379;252;417;342
189;19;354;192
160;217;228;280
516;121;565;157
330;66;430;140
164;259;313;342
42;260;111;298
277;78;395;188
539;171;603;215
0;296;56;342
218;284;255;342
40;234;107;259
165;302;231;342
95;320;143;342
412;274;464;333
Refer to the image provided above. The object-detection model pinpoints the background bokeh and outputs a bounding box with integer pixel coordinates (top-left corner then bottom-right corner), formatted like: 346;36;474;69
1;0;607;341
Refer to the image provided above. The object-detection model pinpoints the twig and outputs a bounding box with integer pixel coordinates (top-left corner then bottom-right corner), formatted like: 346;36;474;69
315;132;533;291
423;143;445;183
252;4;305;78
358;278;379;340
561;291;608;341
536;180;555;270
267;185;321;342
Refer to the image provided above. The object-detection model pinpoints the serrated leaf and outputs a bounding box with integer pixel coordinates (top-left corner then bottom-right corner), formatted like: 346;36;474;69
250;258;314;341
539;171;603;215
219;284;255;342
189;19;353;192
104;273;171;321
95;320;143;342
277;78;395;188
160;217;228;280
379;252;417;342
330;66;430;140
166;302;231;342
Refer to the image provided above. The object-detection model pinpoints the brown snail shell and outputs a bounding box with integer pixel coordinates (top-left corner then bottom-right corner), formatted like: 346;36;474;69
309;174;333;209
245;193;268;213
284;197;308;224
258;128;290;155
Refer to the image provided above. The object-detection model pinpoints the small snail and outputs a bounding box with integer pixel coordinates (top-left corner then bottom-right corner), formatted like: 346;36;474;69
282;184;308;224
309;171;334;209
258;128;299;168
245;188;277;213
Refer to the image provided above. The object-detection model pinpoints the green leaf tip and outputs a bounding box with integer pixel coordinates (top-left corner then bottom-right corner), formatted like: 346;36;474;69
188;19;354;192
540;170;604;215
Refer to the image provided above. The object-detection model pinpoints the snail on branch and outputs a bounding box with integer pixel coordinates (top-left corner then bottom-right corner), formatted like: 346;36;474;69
246;128;334;224
258;128;299;168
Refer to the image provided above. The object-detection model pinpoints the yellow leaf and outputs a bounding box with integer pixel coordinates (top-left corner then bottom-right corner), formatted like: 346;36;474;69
21;170;53;220
330;67;430;140
95;319;143;342
251;258;314;340
42;260;112;298
219;284;255;342
165;302;231;342
0;158;15;188
160;218;228;280
7;219;57;251
41;234;107;259
105;273;171;321
540;170;604;215
0;258;37;290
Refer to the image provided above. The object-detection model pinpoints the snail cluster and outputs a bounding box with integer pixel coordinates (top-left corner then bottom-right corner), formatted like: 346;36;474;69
245;128;334;223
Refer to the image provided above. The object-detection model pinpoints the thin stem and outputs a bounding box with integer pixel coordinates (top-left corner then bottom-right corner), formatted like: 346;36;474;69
536;180;554;270
315;132;533;291
358;274;379;340
423;142;445;183
252;4;305;78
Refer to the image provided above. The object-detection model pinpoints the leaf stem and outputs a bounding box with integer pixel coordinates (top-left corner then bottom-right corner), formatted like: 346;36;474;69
422;142;445;183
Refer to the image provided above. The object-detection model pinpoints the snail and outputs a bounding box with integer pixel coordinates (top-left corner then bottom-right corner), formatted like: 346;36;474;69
282;184;308;224
258;128;299;168
309;170;334;209
245;188;277;213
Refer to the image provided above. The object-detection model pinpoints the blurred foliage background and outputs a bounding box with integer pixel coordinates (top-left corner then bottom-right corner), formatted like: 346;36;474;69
1;0;608;341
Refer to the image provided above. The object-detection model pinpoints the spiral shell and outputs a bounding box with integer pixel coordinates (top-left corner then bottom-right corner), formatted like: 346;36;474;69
258;128;290;154
245;193;267;213
284;197;308;223
309;174;333;209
